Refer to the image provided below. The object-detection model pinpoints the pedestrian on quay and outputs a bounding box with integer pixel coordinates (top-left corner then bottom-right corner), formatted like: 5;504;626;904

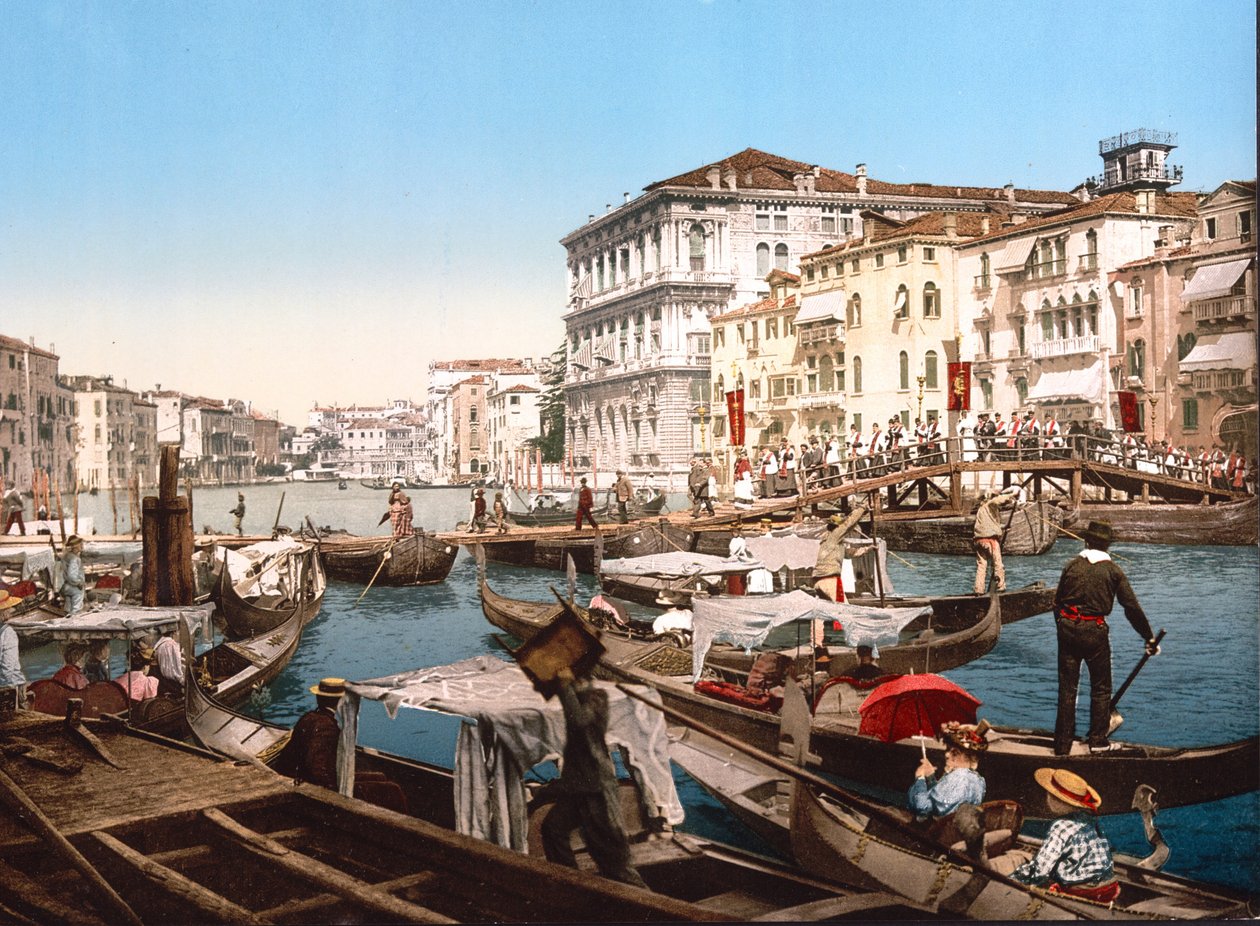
972;486;1019;595
575;478;600;530
758;445;778;498
689;458;714;517
59;534;86;615
1001;768;1120;904
272;677;345;789
1051;521;1159;755
824;433;842;485
2;486;25;536
229;493;246;537
493;491;510;534
732;450;755;508
613;470;634;523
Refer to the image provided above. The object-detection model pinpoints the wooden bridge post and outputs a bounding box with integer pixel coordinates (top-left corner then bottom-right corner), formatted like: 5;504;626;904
1141;481;1150;504
949;468;961;511
142;444;194;607
1070;468;1082;507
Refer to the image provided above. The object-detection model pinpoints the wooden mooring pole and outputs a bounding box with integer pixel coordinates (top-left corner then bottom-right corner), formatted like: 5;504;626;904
142;444;194;606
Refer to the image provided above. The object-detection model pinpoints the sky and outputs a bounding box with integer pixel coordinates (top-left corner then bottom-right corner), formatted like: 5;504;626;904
1;0;1255;426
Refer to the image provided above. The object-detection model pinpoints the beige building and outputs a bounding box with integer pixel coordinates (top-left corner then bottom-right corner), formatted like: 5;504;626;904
0;334;76;492
487;382;542;484
449;375;489;478
66;375;158;491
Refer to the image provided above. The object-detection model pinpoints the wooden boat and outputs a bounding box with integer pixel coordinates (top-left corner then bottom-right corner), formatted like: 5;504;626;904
480;577;1001;681
669;720;1256;920
2;714;846;924
317;531;459;587
1064;496;1258;546
213;542;326;638
871;500;1066;555
601;520;698;559
182;664;938;922
849;581;1058;631
478;534;600;573
508;488;668;528
360;475;406;490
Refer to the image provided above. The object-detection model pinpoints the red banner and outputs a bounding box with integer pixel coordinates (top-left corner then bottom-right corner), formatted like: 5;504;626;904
1117;390;1141;433
947;362;971;412
725;389;745;447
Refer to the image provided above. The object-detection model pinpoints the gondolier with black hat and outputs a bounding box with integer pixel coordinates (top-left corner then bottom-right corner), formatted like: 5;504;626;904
273;677;345;789
1052;520;1159;755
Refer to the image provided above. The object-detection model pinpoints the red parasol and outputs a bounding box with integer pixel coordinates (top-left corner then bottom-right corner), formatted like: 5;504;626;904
858;673;980;744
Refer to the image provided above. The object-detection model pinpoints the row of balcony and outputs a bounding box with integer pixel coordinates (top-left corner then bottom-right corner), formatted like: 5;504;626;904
976;255;1098;292
1030;334;1101;360
573;268;735;308
1192;295;1254;324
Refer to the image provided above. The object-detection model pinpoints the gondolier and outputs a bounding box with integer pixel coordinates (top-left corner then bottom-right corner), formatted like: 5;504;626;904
812;514;848;603
613;470;633;524
229;493;246;536
1052;520;1159;755
972;486;1019;594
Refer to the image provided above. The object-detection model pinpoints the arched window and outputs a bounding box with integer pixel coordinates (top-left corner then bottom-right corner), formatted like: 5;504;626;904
756;243;770;276
774;243;789;272
899;351;909;390
1087;291;1099;335
1084;229;1098;268
818;354;834;392
1071;295;1084;338
713;374;725;402
1055;298;1068;339
689;226;706;271
1129;339;1146;379
852;357;863;394
924;351;939;389
923;282;939;318
1040;300;1053;340
979;252;991;287
849;294;862;328
894;284;909;319
1016;378;1028;405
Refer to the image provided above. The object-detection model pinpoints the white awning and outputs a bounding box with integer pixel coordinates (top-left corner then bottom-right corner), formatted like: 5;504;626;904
1179;332;1257;372
1027;360;1106;404
994;237;1036;273
1180;258;1251;302
594;334;617;364
892;289;907;313
794;290;845;325
570;341;593;369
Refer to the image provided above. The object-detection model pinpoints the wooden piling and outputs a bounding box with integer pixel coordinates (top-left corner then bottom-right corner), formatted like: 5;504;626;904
142;445;194;606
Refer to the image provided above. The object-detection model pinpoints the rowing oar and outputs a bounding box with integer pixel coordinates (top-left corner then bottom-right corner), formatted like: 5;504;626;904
1028;511;1131;563
354;538;397;608
0;763;144;926
272;490;286;538
1108;628;1166;735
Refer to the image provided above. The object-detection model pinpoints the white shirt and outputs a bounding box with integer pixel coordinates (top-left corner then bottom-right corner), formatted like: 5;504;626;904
652;609;693;635
153;636;184;683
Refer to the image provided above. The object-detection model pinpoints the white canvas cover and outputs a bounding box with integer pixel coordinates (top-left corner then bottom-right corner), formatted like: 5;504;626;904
690;590;929;681
8;602;215;643
1179;331;1257;372
338;655;684;853
1179;258;1251;302
743;533;820;571
794;290;846;325
993;236;1036;273
601;550;764;578
1026;360;1106;404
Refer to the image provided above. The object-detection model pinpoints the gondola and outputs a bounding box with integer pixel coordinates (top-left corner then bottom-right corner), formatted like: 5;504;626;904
212;540;326;638
669;709;1256;921
507;487;668;528
184;657;939;922
316;531;459;587
867;500;1066;555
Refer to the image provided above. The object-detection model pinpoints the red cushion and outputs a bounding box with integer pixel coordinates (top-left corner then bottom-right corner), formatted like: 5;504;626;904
695;679;782;714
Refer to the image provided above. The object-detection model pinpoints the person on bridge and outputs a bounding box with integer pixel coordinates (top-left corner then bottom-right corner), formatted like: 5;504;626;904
1051;521;1159;755
972;487;1019;594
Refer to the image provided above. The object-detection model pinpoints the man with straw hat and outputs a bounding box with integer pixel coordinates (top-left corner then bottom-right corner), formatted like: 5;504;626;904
59;535;86;615
1051;520;1159;755
272;678;345;789
0;591;28;694
907;720;989;820
1004;768;1119;903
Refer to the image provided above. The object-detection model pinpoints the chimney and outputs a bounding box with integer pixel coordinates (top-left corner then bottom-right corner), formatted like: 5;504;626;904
605;203;612;213
980;216;990;235
1004;183;1015;204
706;166;721;189
1135;188;1154;214
856;163;867;196
812;164;821;178
623;192;630;204
722;166;737;190
943;213;957;239
588;214;594;223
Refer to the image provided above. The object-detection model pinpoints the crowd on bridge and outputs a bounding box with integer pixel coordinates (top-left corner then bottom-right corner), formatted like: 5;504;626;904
715;408;1253;504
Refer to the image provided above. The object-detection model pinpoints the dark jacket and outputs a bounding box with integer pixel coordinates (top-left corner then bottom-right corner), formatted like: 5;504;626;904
273;707;340;789
1054;554;1153;639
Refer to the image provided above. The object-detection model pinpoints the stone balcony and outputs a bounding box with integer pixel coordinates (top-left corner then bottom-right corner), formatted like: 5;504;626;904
798;391;844;411
1030;334;1101;360
572;268;735;312
1192;296;1253;324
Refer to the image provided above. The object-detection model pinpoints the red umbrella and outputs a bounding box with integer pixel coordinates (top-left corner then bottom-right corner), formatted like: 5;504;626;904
858;673;981;745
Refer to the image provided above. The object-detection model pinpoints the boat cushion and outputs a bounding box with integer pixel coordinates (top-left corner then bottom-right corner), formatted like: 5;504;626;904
694;679;783;714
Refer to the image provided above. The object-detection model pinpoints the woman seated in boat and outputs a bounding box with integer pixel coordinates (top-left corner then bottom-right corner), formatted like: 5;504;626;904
84;640;112;683
117;648;159;702
908;721;989;821
50;643;91;690
1000;768;1120;903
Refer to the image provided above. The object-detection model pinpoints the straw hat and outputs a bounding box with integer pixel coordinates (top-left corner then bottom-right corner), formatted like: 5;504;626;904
940;720;991;754
0;590;23;611
1034;767;1102;812
66;534;84;549
310;677;347;699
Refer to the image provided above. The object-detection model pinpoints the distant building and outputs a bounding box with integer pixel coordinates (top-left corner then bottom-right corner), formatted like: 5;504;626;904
64;375;158;491
426;359;539;480
487;382;542;484
0;334;75;492
560;148;1079;476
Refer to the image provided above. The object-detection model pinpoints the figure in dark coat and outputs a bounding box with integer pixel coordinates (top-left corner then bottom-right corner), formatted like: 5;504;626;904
273;678;344;789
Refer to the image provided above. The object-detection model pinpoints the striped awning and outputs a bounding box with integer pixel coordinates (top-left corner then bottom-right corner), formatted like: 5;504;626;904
1027;361;1106;404
994;236;1036;273
571;341;593;370
1179;332;1257;372
794;290;846;325
594;334;617;364
1180;258;1251;302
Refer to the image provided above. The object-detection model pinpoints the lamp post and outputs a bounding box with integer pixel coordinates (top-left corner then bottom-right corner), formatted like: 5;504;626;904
696;404;709;453
1147;394;1160;442
916;375;926;421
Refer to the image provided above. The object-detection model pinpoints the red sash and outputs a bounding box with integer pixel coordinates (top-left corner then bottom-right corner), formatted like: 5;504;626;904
1050;880;1120;903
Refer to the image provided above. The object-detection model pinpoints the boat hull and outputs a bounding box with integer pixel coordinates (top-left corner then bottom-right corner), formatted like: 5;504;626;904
216;545;326;639
1065;497;1258;546
874;501;1064;555
319;532;459;587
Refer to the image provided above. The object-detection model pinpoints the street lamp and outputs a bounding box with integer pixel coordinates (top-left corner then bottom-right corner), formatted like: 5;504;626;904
916;375;927;421
696;404;709;452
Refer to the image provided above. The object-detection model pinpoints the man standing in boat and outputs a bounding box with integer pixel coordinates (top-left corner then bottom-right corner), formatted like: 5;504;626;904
1051;521;1159;755
229;493;246;536
972;486;1019;595
575;478;599;530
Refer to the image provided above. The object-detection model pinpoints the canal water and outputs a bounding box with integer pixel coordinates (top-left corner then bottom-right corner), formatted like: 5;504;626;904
24;481;1260;893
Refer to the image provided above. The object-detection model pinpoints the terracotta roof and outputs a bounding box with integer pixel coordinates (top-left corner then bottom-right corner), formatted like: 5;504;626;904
453;375;487;387
494;384;540;394
645;148;1077;205
0;334;58;360
431;359;531;373
963;191;1198;247
765;269;800;285
711;293;797;324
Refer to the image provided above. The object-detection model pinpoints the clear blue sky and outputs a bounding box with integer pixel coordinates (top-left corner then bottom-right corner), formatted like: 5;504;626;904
2;0;1254;425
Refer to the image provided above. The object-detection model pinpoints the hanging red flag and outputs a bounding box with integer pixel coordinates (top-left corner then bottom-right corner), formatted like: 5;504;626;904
726;389;745;447
1117;390;1141;433
947;362;971;411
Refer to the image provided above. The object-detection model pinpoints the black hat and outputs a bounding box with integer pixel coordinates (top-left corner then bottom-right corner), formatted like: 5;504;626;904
1080;520;1113;549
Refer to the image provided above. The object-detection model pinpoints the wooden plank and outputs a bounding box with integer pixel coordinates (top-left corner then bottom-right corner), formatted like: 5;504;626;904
200;806;455;925
752;890;928;921
255;871;444;920
0;858;110;926
91;830;273;925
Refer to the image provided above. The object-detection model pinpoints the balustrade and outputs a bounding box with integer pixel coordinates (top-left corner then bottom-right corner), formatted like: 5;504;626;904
1030;334;1100;359
1192;295;1252;323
